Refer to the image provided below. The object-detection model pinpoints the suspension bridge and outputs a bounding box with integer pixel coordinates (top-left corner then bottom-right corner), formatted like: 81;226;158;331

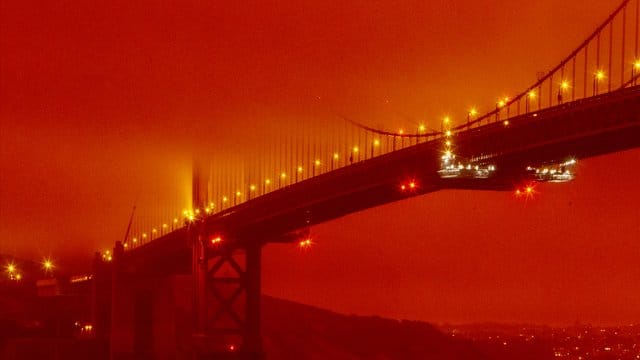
88;1;640;358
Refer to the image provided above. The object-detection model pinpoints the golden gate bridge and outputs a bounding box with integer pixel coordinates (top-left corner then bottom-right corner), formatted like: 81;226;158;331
60;0;640;358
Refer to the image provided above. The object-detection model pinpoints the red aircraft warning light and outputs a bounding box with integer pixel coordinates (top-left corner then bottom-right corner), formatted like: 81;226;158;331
515;183;538;199
400;180;418;192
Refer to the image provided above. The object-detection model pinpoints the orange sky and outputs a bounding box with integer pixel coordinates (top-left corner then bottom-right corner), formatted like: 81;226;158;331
1;0;639;325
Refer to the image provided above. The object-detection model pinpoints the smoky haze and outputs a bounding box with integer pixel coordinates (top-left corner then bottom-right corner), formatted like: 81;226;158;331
1;0;639;324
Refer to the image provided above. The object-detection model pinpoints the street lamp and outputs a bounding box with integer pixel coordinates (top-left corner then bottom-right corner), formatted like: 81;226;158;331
594;70;605;95
526;90;536;112
632;60;640;85
558;80;569;104
313;159;320;176
467;107;477;126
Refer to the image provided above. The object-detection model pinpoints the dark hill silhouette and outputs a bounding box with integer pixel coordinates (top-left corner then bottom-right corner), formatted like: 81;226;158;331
262;295;487;360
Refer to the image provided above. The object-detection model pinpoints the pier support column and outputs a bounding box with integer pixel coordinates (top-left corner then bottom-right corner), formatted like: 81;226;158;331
192;236;264;359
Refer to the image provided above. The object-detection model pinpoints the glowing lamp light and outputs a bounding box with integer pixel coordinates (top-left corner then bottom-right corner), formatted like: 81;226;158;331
560;80;570;90
314;159;321;166
142;233;148;238
445;130;452;137
222;196;228;203
132;237;138;243
525;186;534;194
250;184;256;191
503;120;509;126
43;259;54;271
595;70;605;80
6;264;16;273
152;228;157;234
173;218;178;223
418;124;426;132
280;172;287;179
352;146;359;153
15;274;22;281
528;90;536;99
333;153;339;160
469;108;478;116
373;139;380;146
398;129;404;135
497;99;506;108
228;345;236;352
210;236;222;245
235;191;241;197
265;179;271;185
400;184;406;191
409;181;416;189
297;166;303;173
162;223;168;229
298;238;313;249
194;208;200;215
634;60;640;69
445;140;451;146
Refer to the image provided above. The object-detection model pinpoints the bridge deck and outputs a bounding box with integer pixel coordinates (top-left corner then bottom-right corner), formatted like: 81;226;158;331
123;86;640;271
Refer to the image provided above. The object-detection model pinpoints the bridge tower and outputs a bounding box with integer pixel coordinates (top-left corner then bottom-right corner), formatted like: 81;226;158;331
192;159;264;359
